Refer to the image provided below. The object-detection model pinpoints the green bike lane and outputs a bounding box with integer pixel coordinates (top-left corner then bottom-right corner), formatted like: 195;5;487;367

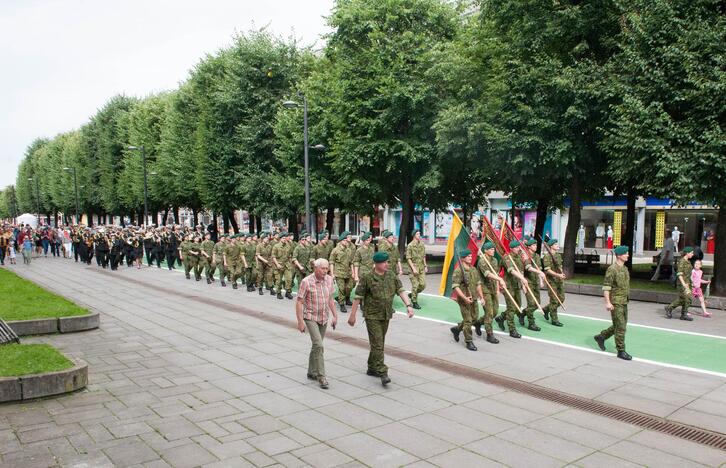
151;257;726;376
390;292;726;377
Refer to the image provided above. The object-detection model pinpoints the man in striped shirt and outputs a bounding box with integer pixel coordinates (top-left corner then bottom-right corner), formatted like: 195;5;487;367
296;258;338;389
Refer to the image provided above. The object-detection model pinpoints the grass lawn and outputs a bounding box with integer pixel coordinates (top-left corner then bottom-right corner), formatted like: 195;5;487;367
0;268;89;322
567;274;675;293
0;344;73;377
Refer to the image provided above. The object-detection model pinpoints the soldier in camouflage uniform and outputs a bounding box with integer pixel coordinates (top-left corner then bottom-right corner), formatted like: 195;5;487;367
353;232;375;283
406;229;427;309
665;246;695;320
521;238;544;331
244;233;257;291
211;234;227;287
292;231;312;288
377;231;403;275
330;231;355;312
187;236;202;281
225;235;242;289
348;251;415;386
272;232;294;299
449;249;482;351
595;245;633;360
495;240;525;338
476;241;503;344
198;233;215;284
256;233;275;295
542;239;566;326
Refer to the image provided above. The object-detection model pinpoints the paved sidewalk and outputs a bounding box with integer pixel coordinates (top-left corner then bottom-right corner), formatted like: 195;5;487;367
2;259;726;467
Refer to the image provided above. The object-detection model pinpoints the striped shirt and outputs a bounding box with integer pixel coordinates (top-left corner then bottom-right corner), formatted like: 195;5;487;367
297;273;334;324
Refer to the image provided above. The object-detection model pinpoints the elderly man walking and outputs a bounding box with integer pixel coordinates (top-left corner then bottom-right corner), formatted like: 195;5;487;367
296;258;339;389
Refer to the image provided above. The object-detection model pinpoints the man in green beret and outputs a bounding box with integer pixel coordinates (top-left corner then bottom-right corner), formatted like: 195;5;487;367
313;231;334;263
272;232;294;299
293;232;313;289
495;240;526;338
542;239;566;326
225;235;242;289
244;233;258;291
406;229;428;309
348;251;415;385
179;234;192;280
256;233;274;295
594;245;632;360
665;246;695;320
353;232;375;283
330;231;355;312
211;234;228;287
377;231;403;275
449;249;483;351
188;236;202;281
521;238;544;331
199;233;215;284
476;241;504;344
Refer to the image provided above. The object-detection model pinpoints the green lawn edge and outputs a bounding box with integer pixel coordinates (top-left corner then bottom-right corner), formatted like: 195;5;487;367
0;344;74;377
0;268;89;322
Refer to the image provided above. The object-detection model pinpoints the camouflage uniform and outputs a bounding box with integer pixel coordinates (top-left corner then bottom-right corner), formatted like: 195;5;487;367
244;237;257;290
499;252;523;333
292;241;312;288
542;251;565;322
198;238;215;281
353;243;375;279
256;239;274;291
668;256;693;316
476;255;500;336
330;242;354;307
451;263;481;344
377;238;400;272
406;238;426;303
354;269;404;376
211;239;227;284
272;239;294;296
600;263;630;352
522;253;542;329
225;240;242;286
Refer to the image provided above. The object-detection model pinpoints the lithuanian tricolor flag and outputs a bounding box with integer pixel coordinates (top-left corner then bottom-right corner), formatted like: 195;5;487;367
439;211;480;298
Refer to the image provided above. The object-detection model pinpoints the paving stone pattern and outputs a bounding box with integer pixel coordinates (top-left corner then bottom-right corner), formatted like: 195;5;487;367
1;260;726;467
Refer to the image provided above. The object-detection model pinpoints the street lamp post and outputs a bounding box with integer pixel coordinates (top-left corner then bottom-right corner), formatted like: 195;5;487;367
128;145;149;226
27;177;40;222
283;96;326;239
63;167;80;224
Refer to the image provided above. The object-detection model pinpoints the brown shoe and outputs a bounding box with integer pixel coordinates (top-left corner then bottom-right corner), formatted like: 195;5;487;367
318;377;329;389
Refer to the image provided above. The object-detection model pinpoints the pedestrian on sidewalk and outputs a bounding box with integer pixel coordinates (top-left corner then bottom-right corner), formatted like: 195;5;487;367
594;245;632;361
665;246;695;321
22;233;34;265
348;251;415;386
295;258;338;389
691;260;711;317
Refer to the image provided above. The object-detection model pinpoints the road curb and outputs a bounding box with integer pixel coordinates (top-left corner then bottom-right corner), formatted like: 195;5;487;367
7;311;100;336
0;358;88;403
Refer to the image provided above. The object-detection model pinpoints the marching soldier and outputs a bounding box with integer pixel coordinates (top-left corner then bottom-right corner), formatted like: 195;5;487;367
542;239;565;326
449;249;482;351
211;234;227;287
594;245;632;360
312;231;333;263
377;231;403;275
271;232;293;299
476;241;503;344
226;235;242;289
405;229;427;309
292;231;312;288
256;233;274;295
521;238;544;331
348;251;415;386
198;233;215;283
188;236;202;280
352;232;374;283
665;246;695;320
244;233;258;291
330;231;354;312
495;240;525;338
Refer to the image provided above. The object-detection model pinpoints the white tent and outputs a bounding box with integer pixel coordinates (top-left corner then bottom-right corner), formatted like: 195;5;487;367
16;213;38;228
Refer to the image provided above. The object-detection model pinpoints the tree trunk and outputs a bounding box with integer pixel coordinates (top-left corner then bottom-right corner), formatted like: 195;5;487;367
192;208;198;227
161;208;169;226
397;180;415;256
338;211;346;236
534;197;549;254
563;175;582;278
229;212;239;233
622;190;637;271
222;212;230;233
255;215;262;234
173;206;179;224
87;209;93;226
288;214;299;239
326;206;335;234
712;203;726;296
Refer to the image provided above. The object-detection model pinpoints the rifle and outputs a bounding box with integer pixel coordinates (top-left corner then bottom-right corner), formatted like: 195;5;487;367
477;249;524;313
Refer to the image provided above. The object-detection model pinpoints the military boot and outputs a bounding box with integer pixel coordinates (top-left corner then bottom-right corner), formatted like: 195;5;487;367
380;374;391;386
527;322;541;331
486;333;499;344
339;304;347;314
258;287;264;295
474;322;482;337
542;307;550;321
495;315;505;331
450;326;460;342
232;283;238;290
509;329;521;339
617;351;632;360
277;291;284;300
517;312;525;326
206;277;211;284
594;335;606;351
220;280;226;287
551;320;563;327
466;342;478;351
412;301;421;310
285;291;294;300
664;305;673;319
680;313;693;321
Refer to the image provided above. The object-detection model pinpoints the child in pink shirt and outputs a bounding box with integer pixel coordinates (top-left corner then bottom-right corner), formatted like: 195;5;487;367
691;260;711;317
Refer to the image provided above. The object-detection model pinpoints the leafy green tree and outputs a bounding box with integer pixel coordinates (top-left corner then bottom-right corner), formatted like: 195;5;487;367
15;138;49;216
1;185;19;219
324;0;459;250
603;0;725;291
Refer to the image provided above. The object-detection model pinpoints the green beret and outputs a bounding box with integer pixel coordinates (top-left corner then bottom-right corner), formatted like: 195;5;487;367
300;231;308;237
411;229;420;237
614;245;629;255
318;233;326;241
260;233;268;239
525;238;537;247
683;246;694;253
361;232;371;241
547;239;558;246
523;235;531;241
482;241;495;250
339;230;350;239
372;251;389;263
382;230;392;238
459;248;471;257
509;240;520;249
